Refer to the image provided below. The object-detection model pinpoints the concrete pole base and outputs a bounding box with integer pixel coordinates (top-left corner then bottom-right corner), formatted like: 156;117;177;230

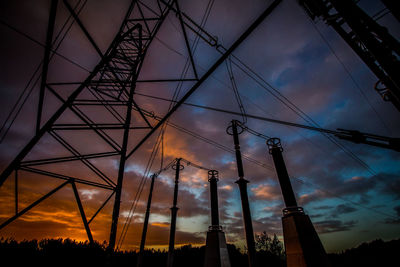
282;208;330;267
204;229;231;267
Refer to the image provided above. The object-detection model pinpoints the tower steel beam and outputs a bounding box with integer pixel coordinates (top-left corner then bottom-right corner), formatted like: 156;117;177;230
299;0;400;111
0;180;70;230
0;1;173;245
19;152;120;167
63;0;104;57
381;0;400;22
0;0;283;253
108;26;143;251
126;0;283;159
132;93;400;152
19;166;115;190
37;0;58;133
175;0;199;80
47;130;116;187
71;181;94;243
0;43;116;187
88;190;116;225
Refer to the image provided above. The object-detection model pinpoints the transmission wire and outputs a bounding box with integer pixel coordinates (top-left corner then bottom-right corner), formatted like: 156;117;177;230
305;12;391;134
226;56;247;123
143;108;397;219
0;0;90;143
161;15;377;176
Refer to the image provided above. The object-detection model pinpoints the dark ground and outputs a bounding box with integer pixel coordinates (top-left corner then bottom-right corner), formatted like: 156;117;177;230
0;237;399;267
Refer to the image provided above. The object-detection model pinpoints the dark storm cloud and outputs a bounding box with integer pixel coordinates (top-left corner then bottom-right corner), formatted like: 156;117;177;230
331;204;357;218
314;220;358;234
395;206;400;217
295;172;398;207
380;175;400;199
309;213;324;219
383;206;400;225
314;205;334;210
334;204;357;214
383;219;400;225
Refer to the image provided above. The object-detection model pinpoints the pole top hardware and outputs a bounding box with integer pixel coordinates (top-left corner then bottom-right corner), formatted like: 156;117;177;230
208;170;219;182
226;120;244;135
266;137;283;153
172;161;185;171
282;206;304;216
208;225;223;231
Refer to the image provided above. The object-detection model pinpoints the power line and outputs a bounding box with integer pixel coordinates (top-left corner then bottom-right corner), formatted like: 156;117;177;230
146;111;274;171
181;158;211;171
305;12;391;134
291;176;398;220
133;92;339;134
160;12;377;175
117;126;165;250
0;19;91;73
117;2;217;248
0;0;90;143
226;56;247;123
142;108;398;220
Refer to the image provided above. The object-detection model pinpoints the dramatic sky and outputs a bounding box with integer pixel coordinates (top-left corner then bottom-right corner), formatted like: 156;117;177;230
0;0;399;253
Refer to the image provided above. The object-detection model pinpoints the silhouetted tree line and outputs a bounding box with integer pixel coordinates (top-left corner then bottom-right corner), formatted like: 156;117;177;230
328;238;400;267
0;236;398;266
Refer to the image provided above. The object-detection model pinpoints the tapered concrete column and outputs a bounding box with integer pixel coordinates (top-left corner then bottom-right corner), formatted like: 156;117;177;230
167;159;183;267
137;173;157;267
209;170;220;227
227;120;256;267
267;138;330;267
204;170;231;267
267;138;297;208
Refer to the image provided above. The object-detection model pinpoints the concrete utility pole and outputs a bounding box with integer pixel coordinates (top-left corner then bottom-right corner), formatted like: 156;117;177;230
137;173;157;267
204;170;231;267
227;120;256;267
267;138;330;267
167;159;183;267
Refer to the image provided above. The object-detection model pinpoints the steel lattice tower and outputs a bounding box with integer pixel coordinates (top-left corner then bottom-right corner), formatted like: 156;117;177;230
0;0;282;252
0;0;184;250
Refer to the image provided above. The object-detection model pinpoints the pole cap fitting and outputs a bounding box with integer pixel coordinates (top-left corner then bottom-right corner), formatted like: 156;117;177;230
172;161;184;171
374;79;390;101
282;206;304;216
266;137;283;154
226;120;244;135
208;225;223;232
208;170;219;182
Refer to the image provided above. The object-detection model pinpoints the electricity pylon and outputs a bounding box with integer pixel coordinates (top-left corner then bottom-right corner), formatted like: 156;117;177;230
0;0;282;251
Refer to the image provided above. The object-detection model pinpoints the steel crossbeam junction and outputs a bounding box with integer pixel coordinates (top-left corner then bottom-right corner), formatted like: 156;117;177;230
0;0;282;252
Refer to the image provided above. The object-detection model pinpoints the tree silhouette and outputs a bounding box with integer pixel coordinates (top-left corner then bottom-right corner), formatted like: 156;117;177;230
254;231;286;266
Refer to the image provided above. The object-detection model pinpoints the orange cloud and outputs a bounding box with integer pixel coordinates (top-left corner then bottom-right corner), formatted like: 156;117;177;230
251;184;280;201
151;222;170;228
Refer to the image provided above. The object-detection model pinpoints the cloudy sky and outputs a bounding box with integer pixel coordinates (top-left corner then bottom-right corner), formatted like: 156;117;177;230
0;0;399;253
